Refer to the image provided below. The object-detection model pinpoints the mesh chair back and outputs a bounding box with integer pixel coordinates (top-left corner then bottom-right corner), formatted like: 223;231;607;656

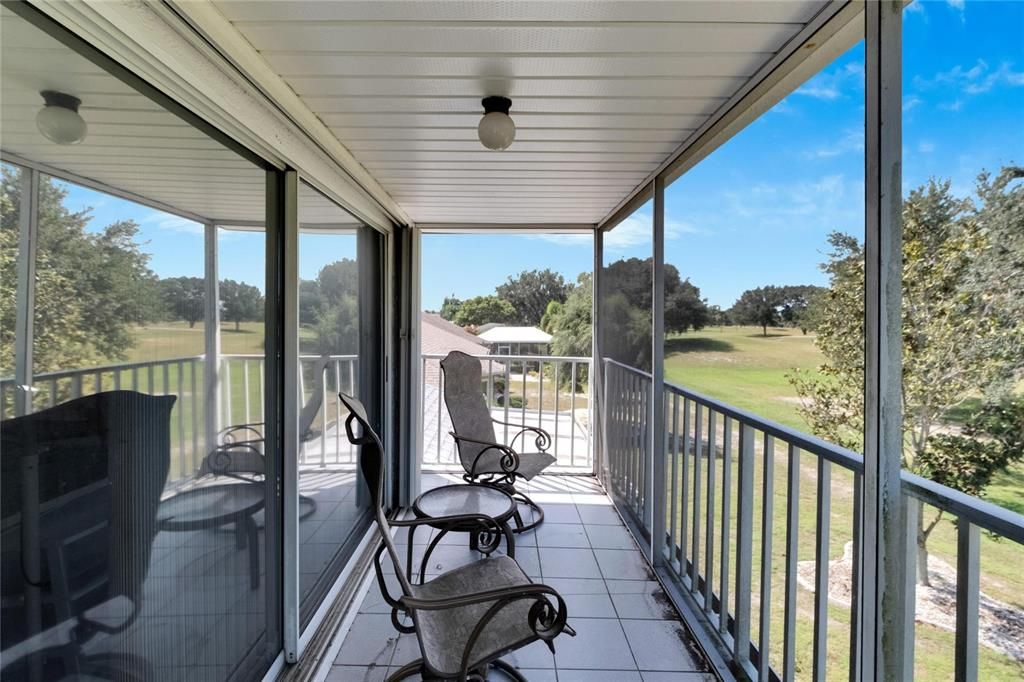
440;351;498;474
337;392;414;598
0;391;174;635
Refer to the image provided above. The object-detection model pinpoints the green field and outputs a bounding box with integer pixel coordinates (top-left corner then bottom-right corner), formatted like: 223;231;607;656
662;325;1024;680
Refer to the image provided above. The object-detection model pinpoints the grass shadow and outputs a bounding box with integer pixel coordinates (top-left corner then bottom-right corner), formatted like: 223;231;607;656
664;337;736;354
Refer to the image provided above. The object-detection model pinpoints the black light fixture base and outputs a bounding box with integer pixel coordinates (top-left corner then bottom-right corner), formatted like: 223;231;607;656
481;96;512;115
40;90;81;112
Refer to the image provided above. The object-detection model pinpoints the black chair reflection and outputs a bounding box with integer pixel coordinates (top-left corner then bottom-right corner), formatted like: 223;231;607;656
1;390;175;681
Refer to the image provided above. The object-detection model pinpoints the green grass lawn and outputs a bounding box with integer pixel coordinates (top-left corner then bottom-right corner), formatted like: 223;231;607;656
660;325;1024;680
664;325;821;429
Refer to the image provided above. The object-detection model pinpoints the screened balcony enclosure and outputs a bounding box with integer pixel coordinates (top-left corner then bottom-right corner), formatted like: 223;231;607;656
2;2;1022;682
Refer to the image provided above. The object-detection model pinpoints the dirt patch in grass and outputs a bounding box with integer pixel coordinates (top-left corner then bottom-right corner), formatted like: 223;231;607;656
798;541;1024;663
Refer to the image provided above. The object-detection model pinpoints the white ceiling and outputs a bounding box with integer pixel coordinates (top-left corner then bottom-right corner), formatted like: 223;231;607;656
213;0;830;225
0;6;357;228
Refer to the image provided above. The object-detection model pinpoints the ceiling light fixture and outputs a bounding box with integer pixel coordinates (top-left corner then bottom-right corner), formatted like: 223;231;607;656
36;90;87;145
477;96;515;151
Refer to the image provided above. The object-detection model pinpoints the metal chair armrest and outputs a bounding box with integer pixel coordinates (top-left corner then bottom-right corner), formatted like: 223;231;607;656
449;432;521;477
491;419;552;453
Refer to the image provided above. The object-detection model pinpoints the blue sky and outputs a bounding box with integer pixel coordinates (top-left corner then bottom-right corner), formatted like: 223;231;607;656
54;0;1023;309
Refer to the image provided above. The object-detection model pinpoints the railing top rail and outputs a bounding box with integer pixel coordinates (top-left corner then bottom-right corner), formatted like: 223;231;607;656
422;353;590;363
221;353;358;360
603;357;653;380
901;471;1024;544
1;355;206;384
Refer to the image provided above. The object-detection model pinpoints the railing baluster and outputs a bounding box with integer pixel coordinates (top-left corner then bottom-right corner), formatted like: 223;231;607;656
438;362;444;463
734;423;755;674
783;444;800;682
669;392;680;570
219;360;228;427
850;472;864;682
242;359;251;425
813;458;831;682
177;360;186;478
680;398;691;585
704;409;717;613
691;404;703;595
191;359;200;471
113;367;121;391
553;361;560;465
148;364;155;399
72;374;82;398
898;487;917;682
259;357;265;425
719;416;732;636
537;359;544;431
320;362;327;467
520;358;527;429
334;360;342;463
503;360;510;445
758;434;775;681
954;518;980;682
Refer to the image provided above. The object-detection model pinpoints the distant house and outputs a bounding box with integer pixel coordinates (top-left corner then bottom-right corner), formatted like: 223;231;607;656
477;326;553;356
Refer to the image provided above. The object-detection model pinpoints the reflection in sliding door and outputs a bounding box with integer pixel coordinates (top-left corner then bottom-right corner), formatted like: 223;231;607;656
295;182;382;628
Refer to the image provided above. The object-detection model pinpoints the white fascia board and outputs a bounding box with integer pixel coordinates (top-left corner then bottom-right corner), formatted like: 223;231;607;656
29;0;404;232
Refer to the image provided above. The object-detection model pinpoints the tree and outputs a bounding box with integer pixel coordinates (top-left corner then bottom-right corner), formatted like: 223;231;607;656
540;300;563;333
439;295;463;322
789;172;1024;585
603;258;710;334
1;167;159;374
160;276;205;327
777;284;826;334
730;286;783;335
549;274;592;388
496;269;569;326
220;279;263;331
453;295;517;327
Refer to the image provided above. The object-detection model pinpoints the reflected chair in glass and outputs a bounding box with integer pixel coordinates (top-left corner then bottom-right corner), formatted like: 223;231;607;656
199;356;336;518
338;391;575;682
0;390;175;681
441;350;555;532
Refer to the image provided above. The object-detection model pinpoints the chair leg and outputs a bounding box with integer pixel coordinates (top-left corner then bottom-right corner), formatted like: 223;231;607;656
506;489;544;534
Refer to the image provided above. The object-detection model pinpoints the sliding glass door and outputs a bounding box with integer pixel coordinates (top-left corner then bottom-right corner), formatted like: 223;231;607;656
295;181;384;628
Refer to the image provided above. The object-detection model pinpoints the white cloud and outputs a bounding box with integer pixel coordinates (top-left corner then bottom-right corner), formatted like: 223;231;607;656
915;60;1024;102
917;140;936;154
142;211;203;234
795;61;864;101
804;128;864;159
946;0;965;9
903;95;923;112
534;212;700;251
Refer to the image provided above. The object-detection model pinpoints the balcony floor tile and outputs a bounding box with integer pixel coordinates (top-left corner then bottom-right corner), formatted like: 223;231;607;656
326;475;712;679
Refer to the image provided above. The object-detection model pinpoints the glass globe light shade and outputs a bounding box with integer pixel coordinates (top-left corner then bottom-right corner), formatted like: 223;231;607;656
478;111;516;151
36;92;87;145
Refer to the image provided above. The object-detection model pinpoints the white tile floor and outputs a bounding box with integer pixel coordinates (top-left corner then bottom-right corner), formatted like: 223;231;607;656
326;475;714;682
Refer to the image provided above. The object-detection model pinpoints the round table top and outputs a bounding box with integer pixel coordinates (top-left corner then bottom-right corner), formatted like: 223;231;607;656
157;483;265;531
413;484;515;524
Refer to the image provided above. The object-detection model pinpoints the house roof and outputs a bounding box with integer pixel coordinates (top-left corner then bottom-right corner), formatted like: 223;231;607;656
421;312;487;355
478;326;553;345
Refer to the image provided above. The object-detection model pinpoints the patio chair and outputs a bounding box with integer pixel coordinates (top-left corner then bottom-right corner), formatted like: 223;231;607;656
441;350;555;532
200;357;335;518
0;390;175;681
338;392;575;682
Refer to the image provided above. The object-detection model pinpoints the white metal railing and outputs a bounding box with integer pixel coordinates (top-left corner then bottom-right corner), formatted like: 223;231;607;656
602;358;1024;682
421;352;593;470
1;353;359;483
